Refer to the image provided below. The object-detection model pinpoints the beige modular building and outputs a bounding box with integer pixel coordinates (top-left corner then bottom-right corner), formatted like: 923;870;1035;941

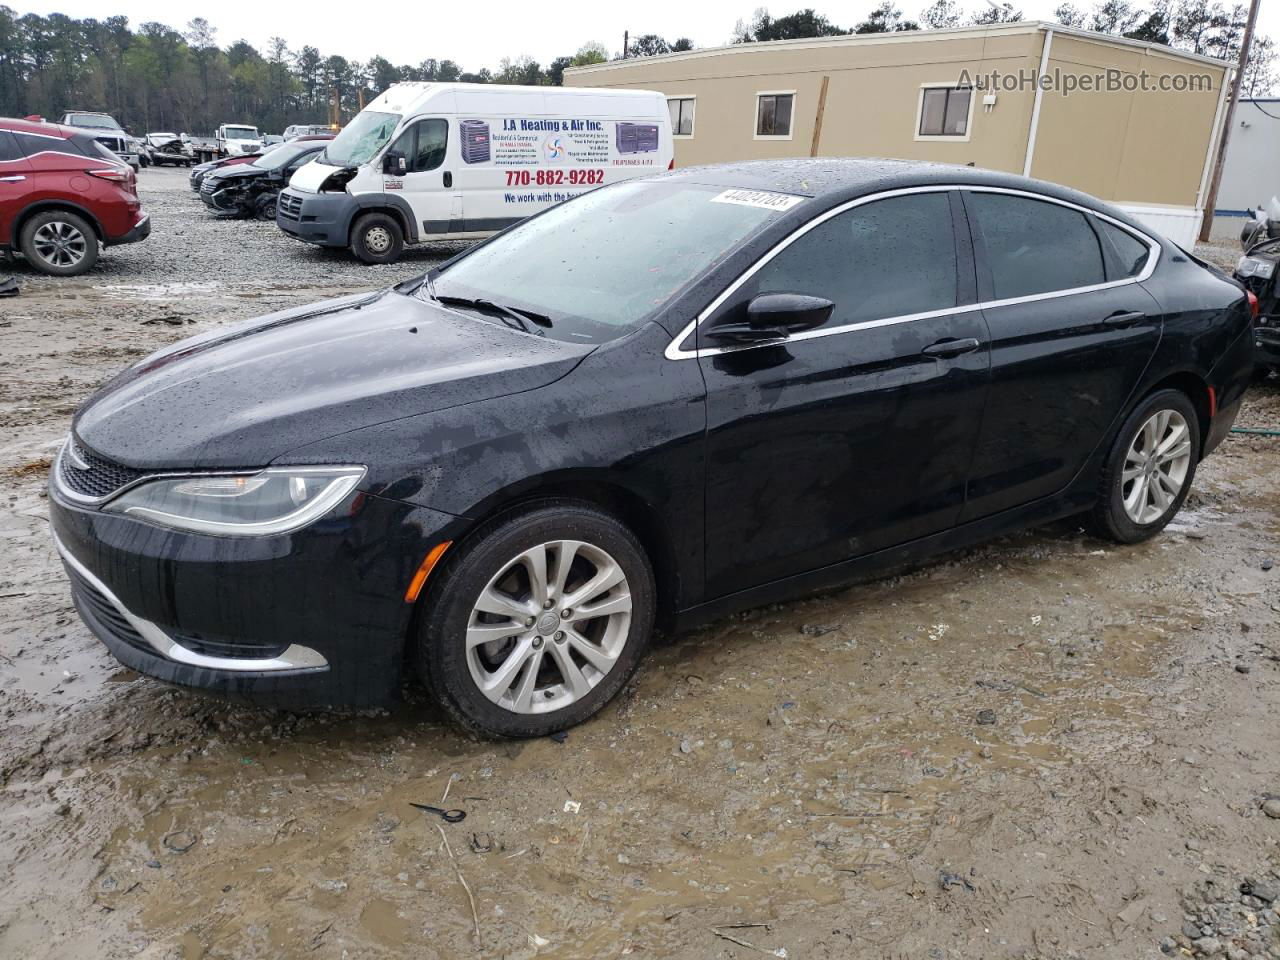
565;21;1231;246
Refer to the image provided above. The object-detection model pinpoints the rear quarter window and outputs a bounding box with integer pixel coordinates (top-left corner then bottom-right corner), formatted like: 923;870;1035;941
0;131;21;163
1094;218;1152;279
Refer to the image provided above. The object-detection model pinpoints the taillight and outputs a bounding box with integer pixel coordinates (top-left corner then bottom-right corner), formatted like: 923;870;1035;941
1247;290;1259;319
668;157;675;171
88;167;130;182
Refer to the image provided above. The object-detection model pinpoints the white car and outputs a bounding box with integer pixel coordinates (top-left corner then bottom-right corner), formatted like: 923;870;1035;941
277;82;673;264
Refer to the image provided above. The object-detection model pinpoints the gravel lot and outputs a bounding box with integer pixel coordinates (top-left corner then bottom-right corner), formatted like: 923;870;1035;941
1;168;1279;960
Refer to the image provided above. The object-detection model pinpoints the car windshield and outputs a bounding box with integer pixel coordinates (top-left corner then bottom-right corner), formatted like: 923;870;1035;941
225;127;258;139
427;180;797;344
320;111;399;166
253;143;312;171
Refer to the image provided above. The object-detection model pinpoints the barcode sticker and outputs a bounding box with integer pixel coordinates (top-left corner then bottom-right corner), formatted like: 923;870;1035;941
710;188;806;211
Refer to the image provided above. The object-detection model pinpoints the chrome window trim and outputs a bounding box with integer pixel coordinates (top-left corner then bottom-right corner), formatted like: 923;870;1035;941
663;184;1161;360
53;531;328;672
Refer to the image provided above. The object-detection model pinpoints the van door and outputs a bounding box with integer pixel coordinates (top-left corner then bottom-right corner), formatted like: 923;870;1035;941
383;118;456;239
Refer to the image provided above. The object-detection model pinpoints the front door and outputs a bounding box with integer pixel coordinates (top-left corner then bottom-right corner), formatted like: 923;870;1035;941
384;117;457;238
0;131;31;244
698;190;992;599
958;189;1164;521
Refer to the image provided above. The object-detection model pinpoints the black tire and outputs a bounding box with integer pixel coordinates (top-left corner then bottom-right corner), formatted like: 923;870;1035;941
1089;388;1201;544
415;501;656;738
255;194;279;221
19;210;99;277
349;212;404;264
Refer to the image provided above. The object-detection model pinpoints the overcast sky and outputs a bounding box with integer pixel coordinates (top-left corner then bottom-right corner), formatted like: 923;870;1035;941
18;0;1280;70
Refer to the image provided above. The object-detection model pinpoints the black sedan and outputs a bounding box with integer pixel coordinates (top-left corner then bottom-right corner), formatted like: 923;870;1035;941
199;140;327;219
50;159;1255;736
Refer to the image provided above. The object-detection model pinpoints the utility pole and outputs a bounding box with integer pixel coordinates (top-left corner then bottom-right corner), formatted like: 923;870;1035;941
1198;0;1261;242
623;31;629;59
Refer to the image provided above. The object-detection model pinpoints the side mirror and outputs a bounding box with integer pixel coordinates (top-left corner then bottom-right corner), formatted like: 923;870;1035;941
705;293;834;343
383;151;407;175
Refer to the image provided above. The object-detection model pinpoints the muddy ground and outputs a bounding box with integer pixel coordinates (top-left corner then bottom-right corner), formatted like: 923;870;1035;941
1;167;1279;960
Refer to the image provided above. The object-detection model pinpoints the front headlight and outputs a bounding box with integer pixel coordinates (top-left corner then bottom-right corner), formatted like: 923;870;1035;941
1238;255;1277;279
103;466;365;536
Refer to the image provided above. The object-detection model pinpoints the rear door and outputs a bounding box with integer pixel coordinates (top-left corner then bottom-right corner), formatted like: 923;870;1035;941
0;131;32;245
698;189;991;598
383;117;456;237
958;189;1163;521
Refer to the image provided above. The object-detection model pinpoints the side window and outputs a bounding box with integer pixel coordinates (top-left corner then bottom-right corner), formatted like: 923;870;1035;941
918;87;972;138
755;93;794;138
668;97;695;137
967;192;1106;299
0;131;22;163
1094;218;1151;280
386;120;447;174
732;192;958;328
285;149;318;174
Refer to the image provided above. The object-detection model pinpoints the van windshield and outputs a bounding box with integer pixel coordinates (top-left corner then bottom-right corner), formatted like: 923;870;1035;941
427;180;794;344
320;111;400;167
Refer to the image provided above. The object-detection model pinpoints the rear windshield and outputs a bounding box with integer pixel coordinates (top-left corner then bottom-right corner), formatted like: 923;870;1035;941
66;114;121;130
428;180;800;344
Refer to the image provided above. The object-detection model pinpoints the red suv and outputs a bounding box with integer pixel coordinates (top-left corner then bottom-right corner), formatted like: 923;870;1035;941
0;117;150;276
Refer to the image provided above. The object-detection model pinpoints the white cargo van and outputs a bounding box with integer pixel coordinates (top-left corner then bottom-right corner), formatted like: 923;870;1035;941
277;82;673;264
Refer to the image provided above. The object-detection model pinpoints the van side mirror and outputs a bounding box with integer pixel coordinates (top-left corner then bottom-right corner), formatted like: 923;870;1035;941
705;293;834;343
383;151;407;175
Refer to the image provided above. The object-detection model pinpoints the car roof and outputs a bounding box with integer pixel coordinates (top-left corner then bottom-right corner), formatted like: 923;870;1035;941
1;116;77;139
657;157;1126;222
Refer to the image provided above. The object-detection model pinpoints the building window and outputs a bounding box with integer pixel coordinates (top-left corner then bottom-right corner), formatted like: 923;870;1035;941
756;92;794;139
917;86;973;139
668;97;696;137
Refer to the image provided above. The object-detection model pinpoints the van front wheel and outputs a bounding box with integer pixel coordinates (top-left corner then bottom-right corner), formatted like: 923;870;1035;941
350;212;404;265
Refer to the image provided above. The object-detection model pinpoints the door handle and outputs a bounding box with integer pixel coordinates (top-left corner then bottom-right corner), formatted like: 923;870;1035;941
1103;310;1147;326
921;337;981;359
0;175;26;182
443;171;453;188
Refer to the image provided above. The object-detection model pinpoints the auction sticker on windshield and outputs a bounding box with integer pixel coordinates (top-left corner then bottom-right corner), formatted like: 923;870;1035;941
710;188;806;211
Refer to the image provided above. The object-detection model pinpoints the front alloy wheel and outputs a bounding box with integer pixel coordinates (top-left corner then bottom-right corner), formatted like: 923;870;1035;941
416;503;655;737
467;540;632;714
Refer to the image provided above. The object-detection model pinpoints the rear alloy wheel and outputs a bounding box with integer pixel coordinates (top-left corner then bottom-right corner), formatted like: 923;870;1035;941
349;212;404;265
19;211;99;277
416;503;655;737
1090;389;1200;543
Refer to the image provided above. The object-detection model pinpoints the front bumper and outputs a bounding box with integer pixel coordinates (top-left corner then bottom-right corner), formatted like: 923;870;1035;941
50;482;465;710
276;189;358;247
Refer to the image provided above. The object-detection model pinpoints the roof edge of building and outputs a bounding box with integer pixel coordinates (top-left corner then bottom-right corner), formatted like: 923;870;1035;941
564;21;1230;78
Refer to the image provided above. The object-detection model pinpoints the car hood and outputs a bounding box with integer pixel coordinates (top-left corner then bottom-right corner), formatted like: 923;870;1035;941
288;159;340;194
72;290;594;470
206;165;269;184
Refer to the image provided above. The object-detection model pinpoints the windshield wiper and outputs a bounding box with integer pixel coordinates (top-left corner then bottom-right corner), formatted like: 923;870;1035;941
431;294;552;334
